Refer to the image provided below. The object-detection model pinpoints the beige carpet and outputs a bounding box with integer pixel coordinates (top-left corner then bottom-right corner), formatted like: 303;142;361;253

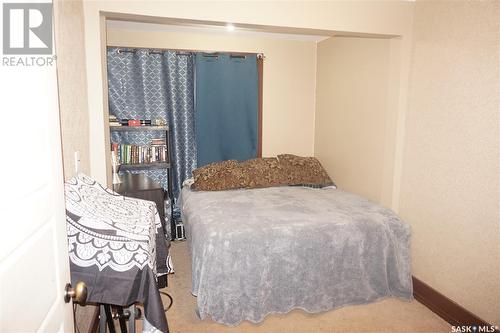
161;241;451;333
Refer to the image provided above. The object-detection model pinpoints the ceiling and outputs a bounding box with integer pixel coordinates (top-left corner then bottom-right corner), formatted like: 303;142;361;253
106;20;332;42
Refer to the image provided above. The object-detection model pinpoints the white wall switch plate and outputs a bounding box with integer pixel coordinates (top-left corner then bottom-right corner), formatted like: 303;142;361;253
74;151;80;174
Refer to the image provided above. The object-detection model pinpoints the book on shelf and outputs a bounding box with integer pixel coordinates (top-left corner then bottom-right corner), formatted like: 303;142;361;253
151;137;167;146
109;114;157;127
112;118;154;127
111;142;168;165
109;114;121;127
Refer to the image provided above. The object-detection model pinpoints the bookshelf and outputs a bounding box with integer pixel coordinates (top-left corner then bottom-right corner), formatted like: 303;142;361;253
110;124;175;239
110;126;170;169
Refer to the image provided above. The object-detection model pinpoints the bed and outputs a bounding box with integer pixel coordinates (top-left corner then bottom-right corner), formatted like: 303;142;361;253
179;184;413;326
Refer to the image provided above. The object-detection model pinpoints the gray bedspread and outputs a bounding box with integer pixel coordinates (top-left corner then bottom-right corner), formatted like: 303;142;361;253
180;186;413;326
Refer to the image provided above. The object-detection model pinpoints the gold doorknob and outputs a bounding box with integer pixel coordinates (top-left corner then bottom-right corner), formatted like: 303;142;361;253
64;281;87;305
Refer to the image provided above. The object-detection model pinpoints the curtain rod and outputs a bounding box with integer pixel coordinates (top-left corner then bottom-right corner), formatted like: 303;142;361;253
111;46;265;59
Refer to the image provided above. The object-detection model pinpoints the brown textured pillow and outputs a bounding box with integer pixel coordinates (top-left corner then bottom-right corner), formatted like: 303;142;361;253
191;160;244;191
239;157;287;189
191;155;334;191
277;154;334;187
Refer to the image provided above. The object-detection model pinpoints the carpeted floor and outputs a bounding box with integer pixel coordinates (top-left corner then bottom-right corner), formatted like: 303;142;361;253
161;241;451;333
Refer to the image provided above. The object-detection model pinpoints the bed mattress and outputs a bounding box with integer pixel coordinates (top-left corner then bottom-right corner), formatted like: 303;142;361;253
180;186;413;326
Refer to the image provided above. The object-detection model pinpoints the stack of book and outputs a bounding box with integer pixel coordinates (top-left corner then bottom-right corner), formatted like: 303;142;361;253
151;138;166;146
109;115;121;127
111;140;168;165
112;118;153;126
150;138;167;163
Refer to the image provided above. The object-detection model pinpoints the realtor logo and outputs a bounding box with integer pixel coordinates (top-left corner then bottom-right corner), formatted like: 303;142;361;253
2;3;52;54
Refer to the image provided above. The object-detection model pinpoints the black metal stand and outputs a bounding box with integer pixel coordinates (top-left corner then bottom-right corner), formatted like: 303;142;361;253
98;304;139;333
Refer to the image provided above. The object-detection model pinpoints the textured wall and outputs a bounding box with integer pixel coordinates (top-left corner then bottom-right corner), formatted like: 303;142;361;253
314;37;393;205
107;27;317;158
54;0;90;179
400;1;500;325
53;0;96;329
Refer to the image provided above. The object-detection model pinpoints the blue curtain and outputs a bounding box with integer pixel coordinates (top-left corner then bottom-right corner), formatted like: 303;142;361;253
163;51;197;199
195;53;258;166
107;48;196;199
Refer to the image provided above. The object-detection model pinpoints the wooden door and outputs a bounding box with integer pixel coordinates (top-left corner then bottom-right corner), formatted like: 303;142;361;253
0;1;74;330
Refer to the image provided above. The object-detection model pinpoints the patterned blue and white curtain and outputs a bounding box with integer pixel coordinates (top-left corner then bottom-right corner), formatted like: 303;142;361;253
107;48;196;200
164;51;197;199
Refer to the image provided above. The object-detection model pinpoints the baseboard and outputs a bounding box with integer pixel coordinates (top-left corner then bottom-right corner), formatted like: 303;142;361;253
412;276;497;331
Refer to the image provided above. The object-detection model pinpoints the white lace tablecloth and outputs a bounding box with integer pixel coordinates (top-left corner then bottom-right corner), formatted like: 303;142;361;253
65;174;169;332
